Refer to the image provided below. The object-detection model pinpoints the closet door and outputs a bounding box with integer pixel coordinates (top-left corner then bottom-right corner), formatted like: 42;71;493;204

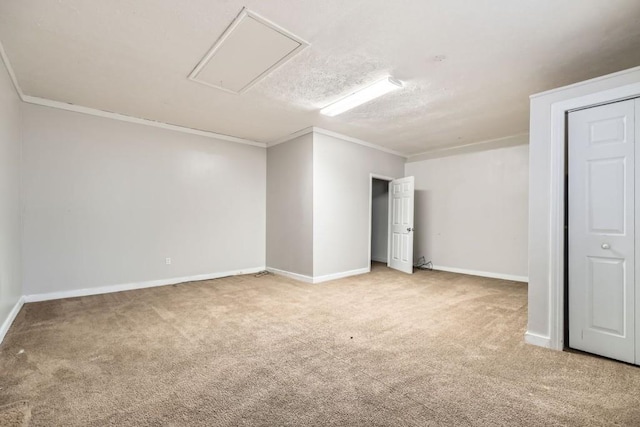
568;99;636;364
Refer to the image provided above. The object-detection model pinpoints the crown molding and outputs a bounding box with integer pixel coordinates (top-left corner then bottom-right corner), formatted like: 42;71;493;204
0;39;24;99
312;127;407;158
267;126;315;147
268;126;408;158
21;95;266;147
406;132;529;163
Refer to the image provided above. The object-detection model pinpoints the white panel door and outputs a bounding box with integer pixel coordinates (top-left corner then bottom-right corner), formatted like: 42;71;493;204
568;99;636;364
389;176;414;274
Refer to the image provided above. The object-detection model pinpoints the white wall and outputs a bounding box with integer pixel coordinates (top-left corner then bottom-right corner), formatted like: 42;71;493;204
313;133;405;278
406;143;529;280
528;66;640;348
21;103;266;296
0;53;22;334
371;179;388;263
266;134;313;276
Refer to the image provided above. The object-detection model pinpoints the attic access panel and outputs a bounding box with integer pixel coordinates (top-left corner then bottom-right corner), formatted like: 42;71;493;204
189;8;308;94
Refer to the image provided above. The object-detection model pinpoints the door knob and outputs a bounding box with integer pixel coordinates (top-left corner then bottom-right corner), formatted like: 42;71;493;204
601;243;611;250
407;227;414;232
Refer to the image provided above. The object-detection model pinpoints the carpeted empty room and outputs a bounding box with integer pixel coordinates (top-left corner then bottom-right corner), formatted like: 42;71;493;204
2;265;640;426
2;1;640;426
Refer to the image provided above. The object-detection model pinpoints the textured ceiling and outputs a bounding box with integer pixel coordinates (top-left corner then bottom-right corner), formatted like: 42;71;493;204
1;0;640;154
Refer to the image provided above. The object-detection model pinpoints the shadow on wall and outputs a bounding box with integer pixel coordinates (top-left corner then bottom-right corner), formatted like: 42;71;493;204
413;189;431;264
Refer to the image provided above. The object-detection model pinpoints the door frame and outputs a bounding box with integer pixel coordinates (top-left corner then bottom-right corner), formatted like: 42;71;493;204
547;82;640;351
368;173;396;272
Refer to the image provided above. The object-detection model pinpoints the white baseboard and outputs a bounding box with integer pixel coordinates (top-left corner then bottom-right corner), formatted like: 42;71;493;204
524;331;552;348
313;267;369;284
266;267;314;284
371;256;388;263
431;265;528;283
23;267;266;303
266;266;369;284
0;296;25;345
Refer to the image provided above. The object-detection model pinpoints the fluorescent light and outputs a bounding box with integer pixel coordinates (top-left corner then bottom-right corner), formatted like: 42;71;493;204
320;76;403;117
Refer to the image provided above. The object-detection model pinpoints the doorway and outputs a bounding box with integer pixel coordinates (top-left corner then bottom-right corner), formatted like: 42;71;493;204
371;177;390;266
368;174;416;274
567;97;640;364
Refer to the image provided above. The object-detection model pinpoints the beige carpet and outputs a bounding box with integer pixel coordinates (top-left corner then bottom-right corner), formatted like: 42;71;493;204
0;401;30;426
1;263;640;426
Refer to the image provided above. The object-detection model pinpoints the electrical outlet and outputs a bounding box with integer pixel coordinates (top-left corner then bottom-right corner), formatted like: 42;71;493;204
165;258;172;265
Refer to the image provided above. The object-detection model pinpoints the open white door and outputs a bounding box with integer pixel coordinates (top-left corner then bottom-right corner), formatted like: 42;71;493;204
388;176;414;274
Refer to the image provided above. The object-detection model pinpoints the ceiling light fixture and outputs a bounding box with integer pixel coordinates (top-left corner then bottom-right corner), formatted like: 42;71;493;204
320;76;403;117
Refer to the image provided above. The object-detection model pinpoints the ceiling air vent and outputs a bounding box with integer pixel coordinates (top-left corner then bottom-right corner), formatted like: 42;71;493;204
188;8;309;94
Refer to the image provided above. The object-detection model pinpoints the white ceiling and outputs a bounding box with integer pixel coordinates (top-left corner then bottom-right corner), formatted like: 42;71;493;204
1;0;639;155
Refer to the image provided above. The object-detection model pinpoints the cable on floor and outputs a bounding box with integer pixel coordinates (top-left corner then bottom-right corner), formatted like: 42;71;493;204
414;256;433;270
